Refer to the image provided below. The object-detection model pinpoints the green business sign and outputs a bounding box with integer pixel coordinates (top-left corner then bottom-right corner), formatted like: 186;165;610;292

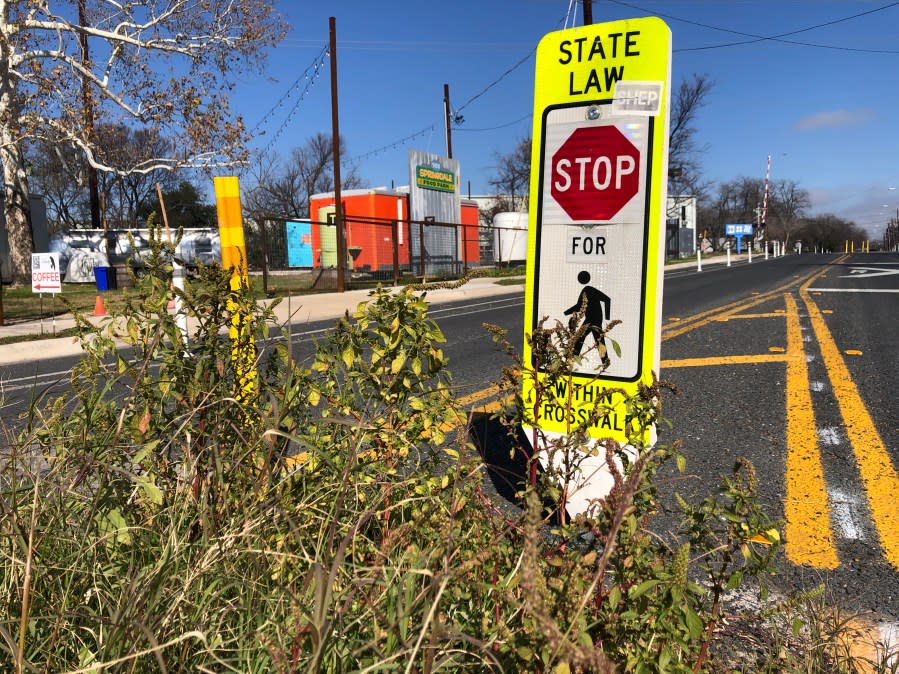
415;165;456;192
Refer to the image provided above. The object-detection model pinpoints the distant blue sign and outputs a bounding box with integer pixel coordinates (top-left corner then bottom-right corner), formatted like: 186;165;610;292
725;223;754;236
286;220;313;267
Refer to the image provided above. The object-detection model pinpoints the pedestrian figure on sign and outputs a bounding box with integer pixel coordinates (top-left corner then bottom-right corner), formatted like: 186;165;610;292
564;270;612;367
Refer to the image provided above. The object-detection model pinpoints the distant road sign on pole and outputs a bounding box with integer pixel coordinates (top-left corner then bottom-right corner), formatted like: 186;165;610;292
522;17;671;515
31;253;62;293
725;224;753;253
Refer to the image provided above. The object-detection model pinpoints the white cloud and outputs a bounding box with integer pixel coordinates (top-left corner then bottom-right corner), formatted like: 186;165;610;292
795;109;875;131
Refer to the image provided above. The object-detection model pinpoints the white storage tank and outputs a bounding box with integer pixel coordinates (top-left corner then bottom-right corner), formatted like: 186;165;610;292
492;212;528;264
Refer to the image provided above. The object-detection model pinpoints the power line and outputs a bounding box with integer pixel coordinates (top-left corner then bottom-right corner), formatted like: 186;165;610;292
454;8;571;116
455;51;536;115
281;38;534;54
342;9;577;165
607;0;899;54
249;45;329;138
454;113;532;133
350;124;436;162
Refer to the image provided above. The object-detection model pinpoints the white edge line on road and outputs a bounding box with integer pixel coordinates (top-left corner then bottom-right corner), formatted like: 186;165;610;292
806;288;899;293
427;296;523;315
0;298;528;390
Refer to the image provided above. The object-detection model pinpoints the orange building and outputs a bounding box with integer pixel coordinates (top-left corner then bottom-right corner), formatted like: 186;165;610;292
309;189;410;272
308;189;481;272
459;198;481;267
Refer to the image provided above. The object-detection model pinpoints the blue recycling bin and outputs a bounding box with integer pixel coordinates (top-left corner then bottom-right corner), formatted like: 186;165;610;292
93;266;116;291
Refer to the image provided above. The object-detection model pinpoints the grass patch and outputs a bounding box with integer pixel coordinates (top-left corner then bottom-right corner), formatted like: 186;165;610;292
0;283;128;322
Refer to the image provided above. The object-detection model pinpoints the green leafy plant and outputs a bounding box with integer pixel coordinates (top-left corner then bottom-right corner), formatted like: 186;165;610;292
0;228;863;673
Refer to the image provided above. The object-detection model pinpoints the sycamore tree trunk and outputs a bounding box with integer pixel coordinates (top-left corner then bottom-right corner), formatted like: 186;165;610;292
0;127;32;287
0;10;32;286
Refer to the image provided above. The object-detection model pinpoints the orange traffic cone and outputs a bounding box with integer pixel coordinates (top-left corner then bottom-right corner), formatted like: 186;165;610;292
93;295;106;317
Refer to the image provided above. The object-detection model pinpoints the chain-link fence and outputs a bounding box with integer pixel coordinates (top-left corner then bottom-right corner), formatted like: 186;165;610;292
244;214;527;293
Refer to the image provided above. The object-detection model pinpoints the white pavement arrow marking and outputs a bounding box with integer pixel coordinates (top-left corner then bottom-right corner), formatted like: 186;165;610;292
840;266;899;278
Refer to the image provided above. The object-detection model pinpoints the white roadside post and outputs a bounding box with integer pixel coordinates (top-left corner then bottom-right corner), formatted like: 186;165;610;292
697;245;702;272
157;183;189;343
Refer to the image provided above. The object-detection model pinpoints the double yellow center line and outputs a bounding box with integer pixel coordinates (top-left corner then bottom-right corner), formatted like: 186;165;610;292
656;255;899;570
798;280;899;570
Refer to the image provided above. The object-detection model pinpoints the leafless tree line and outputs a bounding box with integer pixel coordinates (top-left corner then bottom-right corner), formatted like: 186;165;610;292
487;73;870;252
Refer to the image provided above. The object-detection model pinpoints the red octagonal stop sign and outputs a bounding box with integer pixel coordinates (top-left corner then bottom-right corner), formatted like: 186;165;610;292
550;125;640;221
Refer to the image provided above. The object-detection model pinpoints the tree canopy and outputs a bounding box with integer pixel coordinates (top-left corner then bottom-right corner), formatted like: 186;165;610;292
244;133;362;220
0;0;286;283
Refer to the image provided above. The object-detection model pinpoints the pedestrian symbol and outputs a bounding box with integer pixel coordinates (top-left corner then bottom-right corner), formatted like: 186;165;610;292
564;270;612;367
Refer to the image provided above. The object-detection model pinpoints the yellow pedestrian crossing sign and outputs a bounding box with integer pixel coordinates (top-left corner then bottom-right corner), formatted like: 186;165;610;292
521;16;671;500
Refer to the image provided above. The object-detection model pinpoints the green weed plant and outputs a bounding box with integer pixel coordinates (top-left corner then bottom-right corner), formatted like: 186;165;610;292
0;230;849;673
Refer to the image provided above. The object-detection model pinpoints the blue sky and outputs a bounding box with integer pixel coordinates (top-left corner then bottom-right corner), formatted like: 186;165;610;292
230;1;899;239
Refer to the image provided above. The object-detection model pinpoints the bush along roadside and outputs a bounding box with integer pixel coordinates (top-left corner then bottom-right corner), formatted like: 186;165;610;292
0;231;859;673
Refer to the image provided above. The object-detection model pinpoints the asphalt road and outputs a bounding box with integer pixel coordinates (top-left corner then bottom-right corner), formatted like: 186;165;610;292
3;253;897;621
433;252;899;621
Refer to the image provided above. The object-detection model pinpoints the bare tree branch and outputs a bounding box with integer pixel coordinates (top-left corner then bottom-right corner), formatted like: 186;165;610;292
0;0;287;283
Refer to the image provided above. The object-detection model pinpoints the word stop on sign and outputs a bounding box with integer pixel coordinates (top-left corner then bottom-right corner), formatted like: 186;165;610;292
553;154;636;192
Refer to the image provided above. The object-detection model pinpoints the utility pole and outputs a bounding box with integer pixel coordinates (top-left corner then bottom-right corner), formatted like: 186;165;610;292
78;0;101;231
443;83;453;158
583;0;593;24
329;16;346;293
762;153;771;256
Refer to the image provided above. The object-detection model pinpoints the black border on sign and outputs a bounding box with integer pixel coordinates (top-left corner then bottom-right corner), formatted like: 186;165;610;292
531;99;654;383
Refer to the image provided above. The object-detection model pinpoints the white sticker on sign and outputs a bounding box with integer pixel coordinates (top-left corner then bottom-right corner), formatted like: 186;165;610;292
611;81;663;116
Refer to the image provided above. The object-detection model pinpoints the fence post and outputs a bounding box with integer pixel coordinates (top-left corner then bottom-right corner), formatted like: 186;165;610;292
454;223;460;277
419;220;426;278
462;220;469;274
259;217;270;295
391;219;400;287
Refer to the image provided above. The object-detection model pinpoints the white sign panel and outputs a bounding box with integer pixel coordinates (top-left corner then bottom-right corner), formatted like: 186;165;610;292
31;253;62;294
535;103;651;381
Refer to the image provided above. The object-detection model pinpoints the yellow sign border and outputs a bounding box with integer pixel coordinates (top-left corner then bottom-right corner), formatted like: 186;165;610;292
522;17;671;444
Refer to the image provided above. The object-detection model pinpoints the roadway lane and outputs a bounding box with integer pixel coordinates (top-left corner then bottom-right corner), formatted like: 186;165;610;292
657;253;899;617
0;295;528;427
